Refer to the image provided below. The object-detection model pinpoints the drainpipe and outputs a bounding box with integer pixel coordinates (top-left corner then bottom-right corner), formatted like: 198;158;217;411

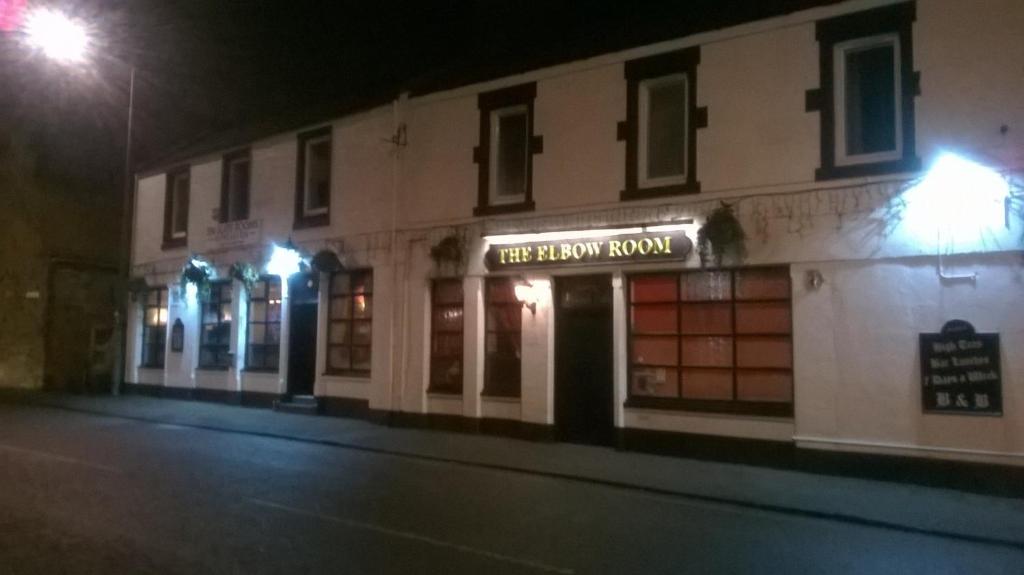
389;93;409;416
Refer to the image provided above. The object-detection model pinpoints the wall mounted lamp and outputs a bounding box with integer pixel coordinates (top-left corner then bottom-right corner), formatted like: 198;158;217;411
514;280;538;315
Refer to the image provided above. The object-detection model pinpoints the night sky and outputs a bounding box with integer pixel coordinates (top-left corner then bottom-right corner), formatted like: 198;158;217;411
0;0;840;194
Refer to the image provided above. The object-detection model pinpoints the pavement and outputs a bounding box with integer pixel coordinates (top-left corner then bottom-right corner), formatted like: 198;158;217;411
1;389;1022;556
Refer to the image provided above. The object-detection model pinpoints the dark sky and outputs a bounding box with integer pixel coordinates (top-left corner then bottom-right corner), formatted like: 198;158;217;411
0;0;839;194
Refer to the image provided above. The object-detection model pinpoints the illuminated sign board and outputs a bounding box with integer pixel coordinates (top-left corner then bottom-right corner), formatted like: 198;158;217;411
485;229;693;270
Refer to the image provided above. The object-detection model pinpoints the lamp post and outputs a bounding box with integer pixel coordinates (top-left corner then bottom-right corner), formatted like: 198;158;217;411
21;7;137;395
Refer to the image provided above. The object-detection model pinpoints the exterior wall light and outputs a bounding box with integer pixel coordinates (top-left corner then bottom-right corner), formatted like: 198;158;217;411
266;242;304;278
805;269;825;291
514;280;538;315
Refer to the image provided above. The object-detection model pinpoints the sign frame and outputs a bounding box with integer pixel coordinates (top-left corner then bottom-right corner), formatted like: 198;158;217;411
919;320;1002;416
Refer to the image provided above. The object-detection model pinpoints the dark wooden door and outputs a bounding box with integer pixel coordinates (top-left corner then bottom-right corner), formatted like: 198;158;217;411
555;275;614;445
287;273;318;396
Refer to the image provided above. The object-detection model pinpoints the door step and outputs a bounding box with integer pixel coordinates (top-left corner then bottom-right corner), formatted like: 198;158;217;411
273;395;321;415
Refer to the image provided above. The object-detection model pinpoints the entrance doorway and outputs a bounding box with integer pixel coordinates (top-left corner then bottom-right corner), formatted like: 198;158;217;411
287;272;319;396
554;275;614;445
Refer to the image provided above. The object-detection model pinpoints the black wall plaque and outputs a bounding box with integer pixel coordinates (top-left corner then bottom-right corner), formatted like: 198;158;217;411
920;320;1001;415
170;318;185;353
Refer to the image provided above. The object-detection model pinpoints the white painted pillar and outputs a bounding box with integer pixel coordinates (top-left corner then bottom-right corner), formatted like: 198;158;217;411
463;276;485;418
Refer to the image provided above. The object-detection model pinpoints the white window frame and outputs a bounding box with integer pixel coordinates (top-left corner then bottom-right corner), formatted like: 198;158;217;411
833;33;902;167
638;73;689;189
488;104;529;206
170;171;189;239
224;155;250;222
303;134;331;217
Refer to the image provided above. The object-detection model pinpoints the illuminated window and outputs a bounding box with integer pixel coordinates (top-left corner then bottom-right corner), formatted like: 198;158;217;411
295;126;331;228
474;83;539;216
326;270;373;375
622;47;704;200
198;281;233;369
628;268;792;416
429;279;464;394
221;149;250;222
163;167;189;248
140;287;168;368
245;277;281;371
812;3;919;179
483;277;521;397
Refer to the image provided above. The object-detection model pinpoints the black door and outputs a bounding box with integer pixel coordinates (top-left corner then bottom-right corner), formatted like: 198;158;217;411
287;273;319;396
555;275;614;445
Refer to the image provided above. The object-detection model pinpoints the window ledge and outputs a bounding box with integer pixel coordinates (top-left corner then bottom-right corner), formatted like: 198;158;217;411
625;397;793;418
427;387;463;397
242;367;280;374
196;366;232;372
293;213;330;230
621;182;700;202
323;370;371;379
161;237;187;251
473;201;535;217
138;364;165;370
815;156;921;181
480;391;521;402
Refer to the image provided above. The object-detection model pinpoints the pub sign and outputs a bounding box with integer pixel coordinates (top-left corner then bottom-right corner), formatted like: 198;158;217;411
485;229;693;271
919;320;1001;415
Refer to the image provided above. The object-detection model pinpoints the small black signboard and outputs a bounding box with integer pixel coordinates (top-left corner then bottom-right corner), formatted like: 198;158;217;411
485;229;693;271
170;319;185;353
920;320;1001;415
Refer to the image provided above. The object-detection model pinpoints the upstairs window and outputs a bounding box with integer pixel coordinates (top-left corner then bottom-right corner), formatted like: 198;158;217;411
474;83;540;216
429;279;464;394
162;167;190;249
295;126;331;228
621;47;705;200
220;149;250;222
810;3;919;179
245;277;281;371
140;287;168;368
326;270;373;375
198;281;233;369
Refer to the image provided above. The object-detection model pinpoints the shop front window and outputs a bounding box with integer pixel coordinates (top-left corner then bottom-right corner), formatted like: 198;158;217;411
429;279;464;394
628;268;793;416
199;281;233;369
246;277;281;371
140;287;168;368
326;270;373;375
483;277;522;397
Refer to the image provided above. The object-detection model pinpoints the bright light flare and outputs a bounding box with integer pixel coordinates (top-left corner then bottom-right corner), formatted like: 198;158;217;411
23;8;89;63
266;244;303;278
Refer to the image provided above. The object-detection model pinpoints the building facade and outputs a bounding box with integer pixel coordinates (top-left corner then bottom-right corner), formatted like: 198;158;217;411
126;0;1024;467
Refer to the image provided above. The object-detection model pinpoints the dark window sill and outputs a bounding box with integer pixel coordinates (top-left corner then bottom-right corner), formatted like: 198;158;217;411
624;396;793;418
138;364;164;370
323;369;371;378
427;386;463;396
473;201;535;217
293;213;330;230
242;367;279;374
621;182;700;201
161;237;187;250
196;366;231;372
481;388;521;400
815;156;921;181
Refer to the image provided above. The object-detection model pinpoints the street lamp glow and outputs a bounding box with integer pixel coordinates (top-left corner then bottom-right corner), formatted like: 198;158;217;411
23;8;89;63
266;243;303;278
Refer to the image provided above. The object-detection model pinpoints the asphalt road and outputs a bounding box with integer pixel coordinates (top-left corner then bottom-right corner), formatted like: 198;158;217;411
0;402;1021;574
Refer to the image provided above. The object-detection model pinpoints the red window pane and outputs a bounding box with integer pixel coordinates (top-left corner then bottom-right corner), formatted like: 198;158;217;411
630;275;677;303
681;368;733;400
680;303;732;334
681;336;733;367
737;371;792;402
630;367;678;397
736;336;792;368
631;304;677;334
735;268;790;300
735;302;791;334
680;271;731;301
632;336;677;366
432;307;464;332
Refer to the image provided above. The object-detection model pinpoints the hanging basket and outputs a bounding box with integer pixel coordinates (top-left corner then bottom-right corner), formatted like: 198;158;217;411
429;233;465;276
126;276;149;301
229;261;260;294
697;202;747;267
179;257;214;300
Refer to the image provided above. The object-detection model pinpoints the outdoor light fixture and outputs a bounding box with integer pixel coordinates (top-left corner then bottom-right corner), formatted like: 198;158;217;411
22;8;89;63
514;280;538;315
266;242;304;278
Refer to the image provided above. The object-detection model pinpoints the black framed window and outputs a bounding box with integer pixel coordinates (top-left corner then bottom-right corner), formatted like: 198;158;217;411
245;277;281;371
326;270;372;375
429;279;464;394
473;83;541;216
140;287;168;368
809;2;920;180
627;268;793;417
220;149;250;222
483;277;521;397
162;167;189;249
199;281;233;369
620;47;706;201
295;126;331;229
